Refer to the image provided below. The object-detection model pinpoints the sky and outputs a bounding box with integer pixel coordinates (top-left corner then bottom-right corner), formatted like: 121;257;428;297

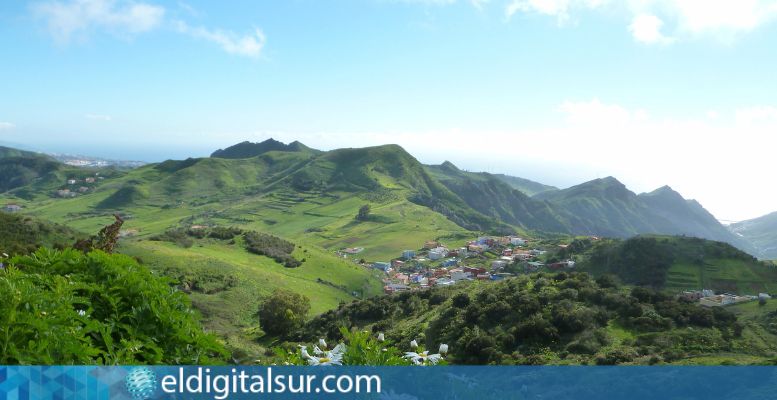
1;0;777;222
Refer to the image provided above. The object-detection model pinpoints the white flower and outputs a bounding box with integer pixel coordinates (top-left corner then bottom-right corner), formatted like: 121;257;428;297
403;351;443;366
439;344;448;355
1;253;8;258
319;338;328;349
377;332;385;342
77;310;86;317
410;339;418;349
303;343;346;366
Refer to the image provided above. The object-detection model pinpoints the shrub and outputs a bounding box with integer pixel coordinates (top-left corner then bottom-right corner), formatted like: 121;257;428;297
259;289;311;336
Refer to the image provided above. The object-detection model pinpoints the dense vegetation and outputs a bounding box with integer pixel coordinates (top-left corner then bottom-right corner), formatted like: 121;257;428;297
0;248;226;364
0;213;82;256
568;236;772;292
299;271;754;365
151;226;302;267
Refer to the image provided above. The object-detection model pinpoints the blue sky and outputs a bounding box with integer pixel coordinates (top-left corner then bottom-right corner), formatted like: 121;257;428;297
2;0;777;221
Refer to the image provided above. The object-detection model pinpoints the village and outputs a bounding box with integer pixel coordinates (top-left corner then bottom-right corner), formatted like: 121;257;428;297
339;236;773;309
341;235;576;295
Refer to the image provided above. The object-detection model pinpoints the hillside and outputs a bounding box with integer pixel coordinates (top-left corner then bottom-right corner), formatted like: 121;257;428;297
0;145;48;159
533;178;752;253
211;138;318;159
564;236;777;294
0;141;763;261
492;173;558;196
0;212;83;256
426;162;568;233
730;212;777;260
300;271;777;365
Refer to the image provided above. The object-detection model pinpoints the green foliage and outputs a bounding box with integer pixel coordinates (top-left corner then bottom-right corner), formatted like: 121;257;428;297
299;272;744;365
0;213;82;256
243;231;302;268
356;204;371;221
259;289;311;337
0;248;227;365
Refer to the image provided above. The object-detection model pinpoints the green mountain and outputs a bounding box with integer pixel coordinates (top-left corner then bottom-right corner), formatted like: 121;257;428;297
492;173;558;196
0;142;760;258
211;138;318;159
426;161;568;233
730;212;777;260
532;178;753;253
0;145;46;159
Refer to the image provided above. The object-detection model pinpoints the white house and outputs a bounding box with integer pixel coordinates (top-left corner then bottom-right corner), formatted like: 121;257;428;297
491;260;508;270
429;247;447;261
450;269;472;281
510;237;526;246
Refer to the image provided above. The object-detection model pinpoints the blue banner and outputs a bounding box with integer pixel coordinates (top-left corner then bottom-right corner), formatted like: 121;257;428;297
2;366;777;400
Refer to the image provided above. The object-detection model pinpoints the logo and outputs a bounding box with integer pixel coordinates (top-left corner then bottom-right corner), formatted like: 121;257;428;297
125;367;157;400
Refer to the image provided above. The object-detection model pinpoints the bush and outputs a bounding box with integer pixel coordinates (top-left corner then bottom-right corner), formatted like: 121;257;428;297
0;248;226;364
259;289;311;337
243;231;302;268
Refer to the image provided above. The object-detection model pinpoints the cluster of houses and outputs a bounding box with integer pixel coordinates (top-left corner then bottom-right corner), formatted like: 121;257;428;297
680;289;771;307
54;175;103;198
374;235;577;294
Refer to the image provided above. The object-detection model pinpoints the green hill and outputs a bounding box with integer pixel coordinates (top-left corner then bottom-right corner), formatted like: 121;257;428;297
568;236;777;294
300;271;777;365
492;172;558;196
730;212;777;260
426;162;567;233
211;138;318;159
0;212;83;256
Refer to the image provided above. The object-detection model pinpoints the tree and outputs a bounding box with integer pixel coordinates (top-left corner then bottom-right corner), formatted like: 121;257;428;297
356;204;371;221
259;289;311;336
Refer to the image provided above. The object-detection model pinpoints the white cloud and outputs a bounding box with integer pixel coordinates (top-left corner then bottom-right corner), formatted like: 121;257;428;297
0;122;15;130
470;0;489;10
502;0;777;44
735;105;777;125
629;14;673;44
32;0;165;42
86;113;112;121
505;0;610;24
174;21;266;58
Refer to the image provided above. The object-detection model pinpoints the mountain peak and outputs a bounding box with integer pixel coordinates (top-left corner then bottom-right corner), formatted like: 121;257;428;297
439;160;460;172
211;139;315;159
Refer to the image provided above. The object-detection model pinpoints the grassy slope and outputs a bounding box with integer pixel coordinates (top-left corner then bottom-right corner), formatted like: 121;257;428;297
119;238;382;355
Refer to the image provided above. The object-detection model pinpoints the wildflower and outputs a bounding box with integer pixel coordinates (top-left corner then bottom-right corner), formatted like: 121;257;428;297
302;344;345;366
77;310;86;317
1;253;8;258
410;339;418;349
377;332;385;342
319;338;327;349
439;344;448;355
403;351;443;366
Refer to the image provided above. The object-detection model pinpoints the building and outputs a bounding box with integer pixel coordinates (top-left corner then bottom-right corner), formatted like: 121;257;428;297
394;273;410;285
85;177;96;183
450;269;471;281
429;247;447;260
372;262;392;273
442;258;459;267
384;283;410;294
3;204;22;213
392;260;405;269
465;266;487;276
424;240;440;249
435;278;456;287
502;248;513;257
491;260;508;270
67;179;77;185
402;250;416;260
510;237;527;246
